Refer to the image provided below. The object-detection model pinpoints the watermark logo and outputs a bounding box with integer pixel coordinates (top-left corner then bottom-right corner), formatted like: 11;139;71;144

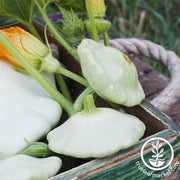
141;137;174;171
135;137;179;178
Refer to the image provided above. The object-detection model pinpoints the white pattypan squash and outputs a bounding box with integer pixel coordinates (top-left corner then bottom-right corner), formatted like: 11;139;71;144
77;39;145;107
0;60;62;156
0;155;61;180
47;107;145;158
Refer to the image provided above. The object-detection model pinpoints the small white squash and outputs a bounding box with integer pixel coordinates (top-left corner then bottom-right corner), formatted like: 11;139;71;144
0;60;62;156
0;155;62;180
47;106;145;158
77;39;145;107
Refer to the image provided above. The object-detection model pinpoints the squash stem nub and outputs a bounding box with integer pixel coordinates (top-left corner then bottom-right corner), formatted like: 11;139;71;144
83;94;97;114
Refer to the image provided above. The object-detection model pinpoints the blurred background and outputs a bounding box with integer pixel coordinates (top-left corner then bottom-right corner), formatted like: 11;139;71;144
104;0;180;76
106;0;180;55
0;0;179;76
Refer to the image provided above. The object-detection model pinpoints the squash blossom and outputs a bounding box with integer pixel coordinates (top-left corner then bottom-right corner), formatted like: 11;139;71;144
0;26;60;73
91;0;106;18
77;39;145;107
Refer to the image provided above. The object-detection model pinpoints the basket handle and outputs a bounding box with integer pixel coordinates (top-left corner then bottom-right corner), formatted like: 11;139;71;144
109;38;180;112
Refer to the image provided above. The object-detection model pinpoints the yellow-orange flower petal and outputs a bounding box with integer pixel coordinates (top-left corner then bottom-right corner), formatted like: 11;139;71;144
0;26;48;68
0;26;60;72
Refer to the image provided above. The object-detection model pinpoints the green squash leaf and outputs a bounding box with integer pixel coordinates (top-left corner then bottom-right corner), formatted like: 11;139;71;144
34;0;55;10
55;7;85;43
56;0;86;12
0;0;41;39
0;0;35;25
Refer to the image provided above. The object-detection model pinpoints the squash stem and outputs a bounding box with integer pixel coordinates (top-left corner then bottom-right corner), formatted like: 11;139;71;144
84;94;97;114
103;32;109;46
39;9;79;61
56;67;88;87
55;73;73;102
74;87;94;112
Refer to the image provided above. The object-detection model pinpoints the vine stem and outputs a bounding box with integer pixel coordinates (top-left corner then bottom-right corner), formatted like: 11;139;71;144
40;9;79;61
86;0;99;42
103;32;109;46
0;32;74;117
56;67;89;87
44;26;72;102
74;87;94;112
55;74;73;102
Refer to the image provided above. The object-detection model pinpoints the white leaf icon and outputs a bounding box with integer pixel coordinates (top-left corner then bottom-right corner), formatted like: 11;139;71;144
159;148;164;153
158;143;162;149
158;154;163;158
156;141;159;148
152;143;156;149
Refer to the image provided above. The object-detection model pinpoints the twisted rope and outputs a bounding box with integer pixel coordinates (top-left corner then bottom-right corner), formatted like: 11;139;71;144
109;38;180;112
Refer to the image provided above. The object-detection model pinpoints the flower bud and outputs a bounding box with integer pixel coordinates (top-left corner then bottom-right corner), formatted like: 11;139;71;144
85;19;111;35
77;39;145;107
91;0;106;18
0;27;60;73
19;141;50;158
